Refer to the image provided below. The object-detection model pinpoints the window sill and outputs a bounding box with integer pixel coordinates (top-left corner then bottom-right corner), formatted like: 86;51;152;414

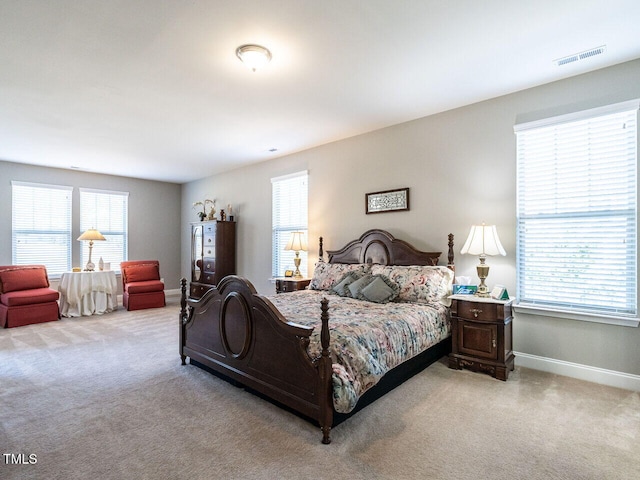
513;303;639;328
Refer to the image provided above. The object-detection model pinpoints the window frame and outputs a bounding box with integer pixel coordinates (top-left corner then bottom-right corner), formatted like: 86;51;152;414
514;100;639;327
79;188;129;274
11;181;73;277
271;171;309;279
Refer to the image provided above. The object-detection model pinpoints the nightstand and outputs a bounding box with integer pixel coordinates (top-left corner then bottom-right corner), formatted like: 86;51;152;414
275;278;311;294
448;295;515;380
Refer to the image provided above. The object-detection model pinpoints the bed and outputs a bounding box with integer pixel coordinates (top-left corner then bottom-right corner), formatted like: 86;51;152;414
179;229;455;443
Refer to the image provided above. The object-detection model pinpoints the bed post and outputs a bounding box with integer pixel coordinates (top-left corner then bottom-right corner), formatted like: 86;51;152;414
447;233;455;272
179;277;188;365
318;236;324;262
319;297;333;444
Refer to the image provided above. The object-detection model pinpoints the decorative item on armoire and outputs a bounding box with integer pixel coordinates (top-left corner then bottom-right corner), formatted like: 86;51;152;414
207;199;216;220
193;199;215;221
220;209;226;221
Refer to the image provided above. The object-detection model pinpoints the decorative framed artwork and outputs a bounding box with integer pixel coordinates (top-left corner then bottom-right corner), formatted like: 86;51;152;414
365;188;410;214
284;270;294;277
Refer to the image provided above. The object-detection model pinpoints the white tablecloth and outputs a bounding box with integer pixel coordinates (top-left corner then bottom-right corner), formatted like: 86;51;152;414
58;271;118;317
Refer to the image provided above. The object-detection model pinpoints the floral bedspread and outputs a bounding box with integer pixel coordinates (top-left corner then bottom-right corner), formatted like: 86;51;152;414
266;290;450;413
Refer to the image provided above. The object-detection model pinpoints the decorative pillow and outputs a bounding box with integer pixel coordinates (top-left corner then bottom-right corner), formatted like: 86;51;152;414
370;265;454;305
331;272;364;297
125;264;160;283
347;274;374;298
0;267;49;293
309;263;370;291
358;275;400;304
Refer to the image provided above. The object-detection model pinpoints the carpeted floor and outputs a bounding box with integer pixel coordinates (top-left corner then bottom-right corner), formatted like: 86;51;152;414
1;299;639;480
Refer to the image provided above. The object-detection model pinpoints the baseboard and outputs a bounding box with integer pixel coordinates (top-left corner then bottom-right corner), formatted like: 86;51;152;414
165;288;181;299
515;352;640;392
116;289;181;305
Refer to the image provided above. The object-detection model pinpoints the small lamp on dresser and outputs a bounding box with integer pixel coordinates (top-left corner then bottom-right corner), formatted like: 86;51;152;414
284;231;308;278
460;223;506;297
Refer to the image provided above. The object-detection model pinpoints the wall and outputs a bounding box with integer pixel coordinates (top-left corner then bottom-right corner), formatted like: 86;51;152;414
0;161;182;292
182;59;640;380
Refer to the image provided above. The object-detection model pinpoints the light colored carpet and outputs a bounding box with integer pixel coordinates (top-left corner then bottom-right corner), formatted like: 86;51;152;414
1;299;639;480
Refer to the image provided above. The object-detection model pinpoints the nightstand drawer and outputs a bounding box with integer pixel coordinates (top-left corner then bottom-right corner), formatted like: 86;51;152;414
275;278;311;294
455;300;511;322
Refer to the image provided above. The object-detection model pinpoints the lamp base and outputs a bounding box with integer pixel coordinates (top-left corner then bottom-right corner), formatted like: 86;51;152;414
475;257;490;297
475;282;490;297
84;243;95;271
293;256;302;278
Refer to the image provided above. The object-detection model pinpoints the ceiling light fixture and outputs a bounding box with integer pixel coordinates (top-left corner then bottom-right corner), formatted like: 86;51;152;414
236;44;272;72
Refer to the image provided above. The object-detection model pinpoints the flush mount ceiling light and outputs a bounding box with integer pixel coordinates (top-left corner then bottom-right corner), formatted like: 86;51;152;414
236;44;272;72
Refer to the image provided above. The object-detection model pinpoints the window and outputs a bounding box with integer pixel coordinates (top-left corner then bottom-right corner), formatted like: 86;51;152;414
80;188;129;273
12;181;73;276
515;100;638;323
272;171;308;278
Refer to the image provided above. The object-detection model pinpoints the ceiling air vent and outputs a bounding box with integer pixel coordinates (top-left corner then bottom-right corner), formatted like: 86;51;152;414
554;45;606;66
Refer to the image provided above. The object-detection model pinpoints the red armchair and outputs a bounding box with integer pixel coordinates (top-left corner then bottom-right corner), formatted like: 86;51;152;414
0;265;60;328
121;260;166;311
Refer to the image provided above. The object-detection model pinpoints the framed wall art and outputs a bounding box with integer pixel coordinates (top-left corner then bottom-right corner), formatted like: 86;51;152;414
365;188;410;214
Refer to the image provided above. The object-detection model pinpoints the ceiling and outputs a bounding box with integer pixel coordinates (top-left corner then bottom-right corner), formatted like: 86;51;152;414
1;1;640;184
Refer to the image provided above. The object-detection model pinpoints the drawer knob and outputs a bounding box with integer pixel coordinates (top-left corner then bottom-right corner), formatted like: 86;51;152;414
470;308;482;318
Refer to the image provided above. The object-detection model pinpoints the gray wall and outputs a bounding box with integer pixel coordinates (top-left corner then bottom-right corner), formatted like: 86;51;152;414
182;58;640;377
0;161;182;293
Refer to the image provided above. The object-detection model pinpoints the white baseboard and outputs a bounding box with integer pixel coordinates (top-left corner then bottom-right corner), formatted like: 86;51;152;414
116;289;181;305
515;352;640;392
165;288;181;299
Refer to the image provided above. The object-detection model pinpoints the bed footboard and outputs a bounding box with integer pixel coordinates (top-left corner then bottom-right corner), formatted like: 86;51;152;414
179;276;334;443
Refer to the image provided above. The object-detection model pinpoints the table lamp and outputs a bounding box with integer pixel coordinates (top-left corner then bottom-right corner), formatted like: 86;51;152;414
460;223;506;297
284;232;308;278
77;228;106;271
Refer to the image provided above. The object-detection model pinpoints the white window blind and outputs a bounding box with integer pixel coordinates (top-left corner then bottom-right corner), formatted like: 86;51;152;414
12;181;73;276
515;100;638;317
272;171;308;277
80;188;129;273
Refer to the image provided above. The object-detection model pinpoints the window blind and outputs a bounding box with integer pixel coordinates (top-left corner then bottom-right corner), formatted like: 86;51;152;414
515;100;638;317
79;188;129;273
271;171;308;277
11;181;73;276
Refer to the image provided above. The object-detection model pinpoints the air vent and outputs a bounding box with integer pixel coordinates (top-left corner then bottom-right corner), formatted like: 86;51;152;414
554;45;606;66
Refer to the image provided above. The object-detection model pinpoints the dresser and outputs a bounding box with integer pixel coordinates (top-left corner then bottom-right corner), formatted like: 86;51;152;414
448;295;514;380
190;221;236;299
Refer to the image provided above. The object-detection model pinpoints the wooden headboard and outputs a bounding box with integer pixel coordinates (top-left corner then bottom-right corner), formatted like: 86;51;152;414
319;229;453;267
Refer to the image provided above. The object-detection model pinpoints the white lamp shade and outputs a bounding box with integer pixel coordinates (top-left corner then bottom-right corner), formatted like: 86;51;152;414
284;232;308;252
236;44;272;71
460;224;506;256
77;228;106;242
